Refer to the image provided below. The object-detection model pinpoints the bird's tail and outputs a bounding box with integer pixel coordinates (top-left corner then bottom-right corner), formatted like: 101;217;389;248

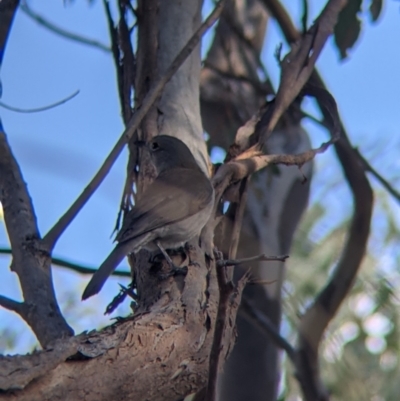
82;244;128;300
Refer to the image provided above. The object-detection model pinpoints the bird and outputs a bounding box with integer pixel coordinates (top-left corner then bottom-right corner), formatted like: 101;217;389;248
82;135;214;300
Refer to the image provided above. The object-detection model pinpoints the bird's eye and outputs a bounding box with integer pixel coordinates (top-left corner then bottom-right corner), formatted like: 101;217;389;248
151;141;160;150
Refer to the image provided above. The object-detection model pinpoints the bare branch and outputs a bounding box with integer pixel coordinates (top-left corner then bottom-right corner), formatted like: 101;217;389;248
0;128;73;346
0;90;79;113
0;247;131;278
206;263;248;401
261;1;374;400
213;135;335;201
354;147;400;204
0;0;19;67
103;0;135;125
20;1;111;53
240;297;295;362
227;178;249;260
303;113;400;204
43;0;226;250
217;253;289;267
258;0;346;144
0;295;25;315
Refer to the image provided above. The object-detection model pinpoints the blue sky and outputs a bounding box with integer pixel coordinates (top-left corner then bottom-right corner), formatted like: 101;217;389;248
0;0;399;353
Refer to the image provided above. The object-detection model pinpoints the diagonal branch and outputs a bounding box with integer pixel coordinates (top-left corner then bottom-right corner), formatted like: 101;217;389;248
303;113;400;203
240;297;295;362
257;0;346;145
43;0;226;250
353;147;400;203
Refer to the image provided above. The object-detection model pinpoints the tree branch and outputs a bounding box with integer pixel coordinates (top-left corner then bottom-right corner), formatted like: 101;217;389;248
206;259;248;401
257;0;346;145
217;253;289;267
20;2;111;53
212;135;335;202
303;112;400;204
353;147;400;203
103;0;135;125
240;297;295;362
0;295;25;316
0;90;79;113
0;128;73;346
261;1;374;400
0;247;131;277
42;0;226;250
0;0;19;67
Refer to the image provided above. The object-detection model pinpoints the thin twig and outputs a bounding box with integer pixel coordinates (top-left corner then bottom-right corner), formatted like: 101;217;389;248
301;0;309;33
203;61;270;95
206;273;249;401
217;253;289;267
259;0;346;145
228;178;249;261
302;112;400;204
0;90;79;113
103;0;135;125
43;0;225;250
354;148;400;203
0;295;25;315
20;2;111;53
213;136;336;200
0;247;131;277
240;297;296;362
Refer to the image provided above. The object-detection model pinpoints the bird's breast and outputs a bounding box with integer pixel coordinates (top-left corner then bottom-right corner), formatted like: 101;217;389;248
155;194;214;249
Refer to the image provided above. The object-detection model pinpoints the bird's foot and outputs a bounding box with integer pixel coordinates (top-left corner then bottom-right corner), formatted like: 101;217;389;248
157;264;188;281
153;240;188;280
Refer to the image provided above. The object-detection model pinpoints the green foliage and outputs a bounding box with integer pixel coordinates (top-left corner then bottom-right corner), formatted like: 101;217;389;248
281;188;400;400
334;0;363;59
0;327;18;352
369;0;384;22
333;0;384;59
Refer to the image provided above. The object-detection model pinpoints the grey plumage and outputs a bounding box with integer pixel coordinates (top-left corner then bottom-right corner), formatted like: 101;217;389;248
82;135;214;300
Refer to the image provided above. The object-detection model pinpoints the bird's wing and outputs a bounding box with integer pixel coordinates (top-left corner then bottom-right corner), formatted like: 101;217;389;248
115;168;213;243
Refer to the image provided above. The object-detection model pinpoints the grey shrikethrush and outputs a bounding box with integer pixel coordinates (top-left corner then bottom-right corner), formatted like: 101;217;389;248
82;135;214;300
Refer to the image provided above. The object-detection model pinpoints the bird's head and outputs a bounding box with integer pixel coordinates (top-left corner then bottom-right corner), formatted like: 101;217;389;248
144;135;201;174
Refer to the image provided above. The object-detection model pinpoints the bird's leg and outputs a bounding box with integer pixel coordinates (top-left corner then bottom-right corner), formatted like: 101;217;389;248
155;241;188;279
155;240;174;266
